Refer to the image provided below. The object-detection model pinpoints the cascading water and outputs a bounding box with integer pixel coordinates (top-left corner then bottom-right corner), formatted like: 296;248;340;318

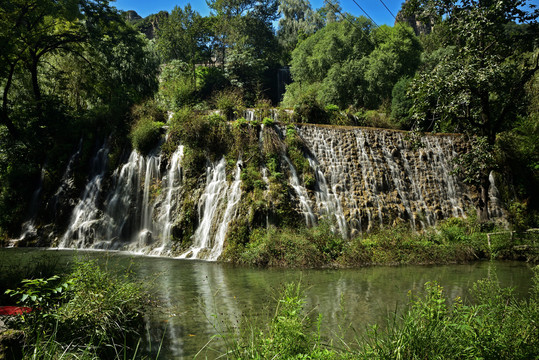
133;153;162;252
296;125;475;234
282;155;317;227
154;145;185;255
306;155;348;237
208;160;242;261
488;171;504;218
60;141;110;248
59;144;189;256
179;158;243;260
42;122;497;260
12;166;48;246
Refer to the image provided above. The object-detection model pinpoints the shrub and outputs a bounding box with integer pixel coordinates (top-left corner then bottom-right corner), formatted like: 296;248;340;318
391;76;413;129
325;104;352;126
130;117;163;155
197;66;228;100
224;282;321;359
173;113;230;159
355;109;398;129
262;116;274;126
287;88;329;124
361;269;539;360
214;88;244;120
6;259;151;359
157;60;196;110
129;100;165;155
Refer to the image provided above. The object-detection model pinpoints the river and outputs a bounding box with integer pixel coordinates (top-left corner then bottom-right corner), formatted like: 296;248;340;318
0;248;534;359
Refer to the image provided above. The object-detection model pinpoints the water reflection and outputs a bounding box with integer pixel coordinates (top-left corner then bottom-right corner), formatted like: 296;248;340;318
0;249;534;359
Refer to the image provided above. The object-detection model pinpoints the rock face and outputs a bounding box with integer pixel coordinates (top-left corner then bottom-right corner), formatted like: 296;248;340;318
123;10;169;39
395;5;433;36
15;123;503;260
295;125;481;237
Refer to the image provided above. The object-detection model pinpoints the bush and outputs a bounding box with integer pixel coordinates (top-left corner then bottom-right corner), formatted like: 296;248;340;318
157;60;197;110
197;66;229;100
355;109;398;129
262;116;274;126
293;92;329;124
214;88;245;120
325;104;352;126
224;282;321;359
221;269;539;359
130;117;163;155
129;100;165;155
5;259;151;359
181;113;230;158
361;269;539;360
391;76;414;129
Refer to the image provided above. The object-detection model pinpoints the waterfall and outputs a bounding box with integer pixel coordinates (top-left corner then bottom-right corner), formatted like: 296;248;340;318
296;125;471;234
154;145;185;255
134;153;161;251
98;150;143;249
60;143;187;255
12;167;47;246
306;156;348;237
59;141;109;248
488;171;504;218
208;160;243;261
46;122;489;259
282;154;317;227
179;158;242;260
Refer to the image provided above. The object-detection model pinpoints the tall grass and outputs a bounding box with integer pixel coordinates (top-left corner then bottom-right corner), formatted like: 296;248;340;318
215;267;539;359
4;259;152;359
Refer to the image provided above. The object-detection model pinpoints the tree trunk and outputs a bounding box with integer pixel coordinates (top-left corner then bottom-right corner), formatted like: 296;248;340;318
477;172;490;222
192;62;197;92
30;54;42;105
1;63;19;138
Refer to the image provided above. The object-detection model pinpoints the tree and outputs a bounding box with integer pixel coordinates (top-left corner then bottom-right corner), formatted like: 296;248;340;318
277;0;323;60
0;0;87;137
206;0;280;102
0;0;149;139
283;18;420;109
156;5;209;89
0;0;159;233
407;0;538;221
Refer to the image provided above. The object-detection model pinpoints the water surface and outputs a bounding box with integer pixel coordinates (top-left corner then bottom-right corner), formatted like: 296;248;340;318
1;248;534;359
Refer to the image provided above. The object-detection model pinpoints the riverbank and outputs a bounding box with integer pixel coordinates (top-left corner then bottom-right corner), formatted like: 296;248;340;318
224;217;539;268
1;249;535;359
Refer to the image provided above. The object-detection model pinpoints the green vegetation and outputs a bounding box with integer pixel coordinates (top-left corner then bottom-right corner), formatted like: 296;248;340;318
2;259;151;359
224;215;538;268
1;0;538;248
219;269;539;359
0;0;159;236
129;100;165;155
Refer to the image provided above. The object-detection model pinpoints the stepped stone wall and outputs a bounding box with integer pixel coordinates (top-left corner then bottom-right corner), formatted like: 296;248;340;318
293;125;492;236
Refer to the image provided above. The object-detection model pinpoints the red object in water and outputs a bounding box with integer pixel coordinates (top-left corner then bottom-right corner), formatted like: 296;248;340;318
0;306;32;315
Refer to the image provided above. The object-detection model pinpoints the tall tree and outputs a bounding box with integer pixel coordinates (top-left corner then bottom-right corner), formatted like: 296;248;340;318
0;0;134;138
156;5;209;89
407;0;538;220
277;0;323;60
206;0;280;101
283;17;420;109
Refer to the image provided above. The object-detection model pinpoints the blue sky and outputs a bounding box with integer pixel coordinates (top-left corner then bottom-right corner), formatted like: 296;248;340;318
111;0;404;27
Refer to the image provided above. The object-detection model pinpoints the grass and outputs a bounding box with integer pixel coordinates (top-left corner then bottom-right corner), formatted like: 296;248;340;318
216;267;539;359
2;259;153;359
226;216;537;268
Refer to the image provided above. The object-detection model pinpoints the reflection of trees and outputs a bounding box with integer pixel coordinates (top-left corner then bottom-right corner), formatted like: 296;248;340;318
20;251;529;359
